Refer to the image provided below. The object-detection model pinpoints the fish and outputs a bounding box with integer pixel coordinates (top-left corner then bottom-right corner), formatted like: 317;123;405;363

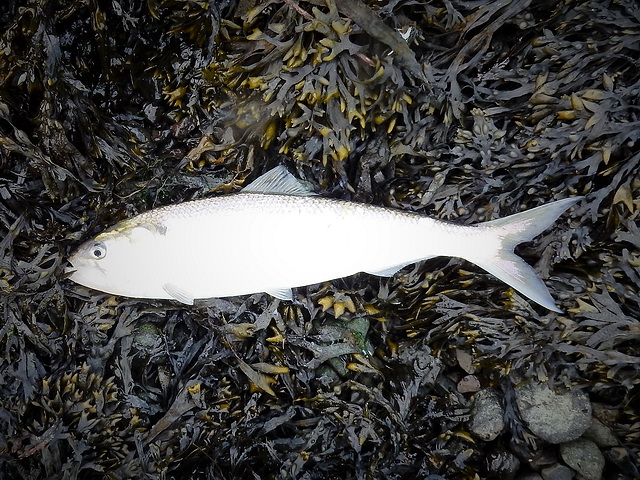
67;166;580;312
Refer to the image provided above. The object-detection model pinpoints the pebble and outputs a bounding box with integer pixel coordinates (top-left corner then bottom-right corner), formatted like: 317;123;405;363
591;402;619;424
457;374;481;393
528;448;558;471
456;348;476;374
469;389;505;441
560;438;605;480
583;418;618;447
133;322;162;350
605;446;640;477
540;464;573;480
517;473;543;480
515;382;592;444
486;450;520;480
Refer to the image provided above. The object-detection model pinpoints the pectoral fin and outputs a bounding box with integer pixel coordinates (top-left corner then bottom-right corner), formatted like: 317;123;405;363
163;283;195;305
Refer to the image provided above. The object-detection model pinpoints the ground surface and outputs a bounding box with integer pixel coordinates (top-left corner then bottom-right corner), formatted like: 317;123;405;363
0;0;639;479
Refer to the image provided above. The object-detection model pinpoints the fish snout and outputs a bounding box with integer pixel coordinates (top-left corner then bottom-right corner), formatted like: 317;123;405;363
63;265;77;279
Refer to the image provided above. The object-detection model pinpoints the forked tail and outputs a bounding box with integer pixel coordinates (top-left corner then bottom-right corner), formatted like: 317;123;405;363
467;197;581;312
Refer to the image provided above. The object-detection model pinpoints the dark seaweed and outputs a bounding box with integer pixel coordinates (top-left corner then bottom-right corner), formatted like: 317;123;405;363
1;0;639;478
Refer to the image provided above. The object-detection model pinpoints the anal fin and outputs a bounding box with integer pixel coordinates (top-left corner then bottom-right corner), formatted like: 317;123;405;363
267;288;294;301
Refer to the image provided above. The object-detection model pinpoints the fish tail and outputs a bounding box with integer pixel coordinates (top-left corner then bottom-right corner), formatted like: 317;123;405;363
468;197;581;312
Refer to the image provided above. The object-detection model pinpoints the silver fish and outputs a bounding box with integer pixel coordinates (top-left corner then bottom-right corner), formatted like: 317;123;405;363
67;166;580;311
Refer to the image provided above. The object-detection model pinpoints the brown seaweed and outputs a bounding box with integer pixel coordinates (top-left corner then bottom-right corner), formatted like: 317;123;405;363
1;0;639;478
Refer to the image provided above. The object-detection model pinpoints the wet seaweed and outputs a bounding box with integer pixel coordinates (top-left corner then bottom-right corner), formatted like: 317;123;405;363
1;0;640;478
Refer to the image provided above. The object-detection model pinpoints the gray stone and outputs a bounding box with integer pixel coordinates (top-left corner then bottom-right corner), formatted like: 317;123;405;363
486;451;520;480
515;382;592;444
456;348;476;374
560;438;605;480
457;374;481;393
604;446;640;478
528;448;558;470
590;402;619;425
583;418;618;447
541;464;573;480
517;473;543;480
469;389;505;441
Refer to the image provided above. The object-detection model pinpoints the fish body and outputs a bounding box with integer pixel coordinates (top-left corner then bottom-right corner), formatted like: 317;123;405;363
67;167;580;311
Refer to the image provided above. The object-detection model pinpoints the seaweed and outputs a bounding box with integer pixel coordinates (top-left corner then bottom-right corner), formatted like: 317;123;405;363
199;0;436;178
1;0;640;478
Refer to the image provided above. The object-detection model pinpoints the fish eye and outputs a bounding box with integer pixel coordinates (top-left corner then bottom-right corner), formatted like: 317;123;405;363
90;241;107;260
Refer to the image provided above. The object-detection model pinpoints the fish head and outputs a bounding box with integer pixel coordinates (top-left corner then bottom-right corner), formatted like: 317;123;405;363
66;221;164;298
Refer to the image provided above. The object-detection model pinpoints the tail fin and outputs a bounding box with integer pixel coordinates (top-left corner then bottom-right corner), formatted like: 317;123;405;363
469;198;581;312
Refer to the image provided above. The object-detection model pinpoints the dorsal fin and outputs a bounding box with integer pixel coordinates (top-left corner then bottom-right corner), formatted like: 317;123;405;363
242;166;316;196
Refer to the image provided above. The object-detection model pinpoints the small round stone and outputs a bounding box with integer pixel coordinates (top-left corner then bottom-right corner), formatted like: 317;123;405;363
515;382;592;444
469;389;505;441
560;438;605;480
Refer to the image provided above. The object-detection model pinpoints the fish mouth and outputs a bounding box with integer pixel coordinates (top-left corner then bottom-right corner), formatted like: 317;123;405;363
62;265;78;280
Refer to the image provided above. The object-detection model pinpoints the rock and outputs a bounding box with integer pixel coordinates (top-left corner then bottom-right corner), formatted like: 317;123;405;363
590;402;619;425
456;348;476;374
560;438;605;480
486;450;520;480
583;418;618;447
133;322;162;350
605;446;640;478
528;448;558;471
515;382;592;444
541;464;573;480
517;473;543;480
469;389;505;441
458;374;481;393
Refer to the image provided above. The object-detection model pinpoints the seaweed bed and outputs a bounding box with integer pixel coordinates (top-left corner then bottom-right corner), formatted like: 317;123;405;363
0;0;639;478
